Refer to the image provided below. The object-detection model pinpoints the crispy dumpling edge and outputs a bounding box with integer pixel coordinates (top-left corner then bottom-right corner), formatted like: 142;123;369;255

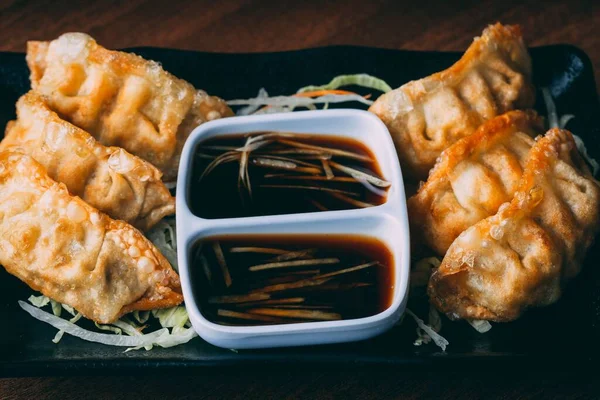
427;128;600;322
408;109;543;256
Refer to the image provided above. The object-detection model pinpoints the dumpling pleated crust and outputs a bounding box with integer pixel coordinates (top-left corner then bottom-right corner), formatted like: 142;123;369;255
369;23;535;180
407;110;543;255
0;152;183;323
428;129;600;322
1;92;175;232
27;33;234;181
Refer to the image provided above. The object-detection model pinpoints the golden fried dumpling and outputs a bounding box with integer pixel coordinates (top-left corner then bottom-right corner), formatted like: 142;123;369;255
1;92;175;231
27;33;234;181
0;152;183;323
369;23;535;180
407;110;543;255
428;129;600;321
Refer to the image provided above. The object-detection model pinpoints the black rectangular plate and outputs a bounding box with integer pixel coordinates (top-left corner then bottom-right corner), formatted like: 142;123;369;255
0;45;599;376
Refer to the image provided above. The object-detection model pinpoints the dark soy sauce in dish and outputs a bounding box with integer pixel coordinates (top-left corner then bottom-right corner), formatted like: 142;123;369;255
190;132;390;219
190;235;395;326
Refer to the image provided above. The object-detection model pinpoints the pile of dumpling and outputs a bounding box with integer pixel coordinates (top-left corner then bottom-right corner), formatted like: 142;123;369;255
370;23;600;322
0;33;232;324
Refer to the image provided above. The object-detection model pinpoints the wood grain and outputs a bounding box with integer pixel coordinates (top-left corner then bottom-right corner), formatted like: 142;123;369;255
1;371;599;400
0;0;599;398
0;0;598;92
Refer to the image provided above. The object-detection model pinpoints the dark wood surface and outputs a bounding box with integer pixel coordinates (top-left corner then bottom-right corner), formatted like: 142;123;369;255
0;0;598;398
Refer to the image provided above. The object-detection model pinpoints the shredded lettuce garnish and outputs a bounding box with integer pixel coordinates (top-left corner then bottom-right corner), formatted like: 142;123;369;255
227;74;394;116
22;298;197;351
50;299;62;317
541;87;559;128
53;312;82;344
406;308;449;351
152;306;189;328
95;322;123;335
28;294;50;308
541;87;599;175
112;318;153;351
573;134;599;176
296;74;393;94
23;218;197;352
428;305;442;333
227;93;374;108
147;218;178;271
468;319;492;333
410;257;441;288
133;310;151;324
20;301;171;347
238;88;270;116
412;306;444;347
61;303;77;317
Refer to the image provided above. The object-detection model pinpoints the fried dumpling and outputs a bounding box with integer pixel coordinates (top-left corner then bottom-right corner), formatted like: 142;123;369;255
369;23;535;180
1;92;175;231
428;129;600;321
407;110;543;255
0;152;183;323
27;33;234;181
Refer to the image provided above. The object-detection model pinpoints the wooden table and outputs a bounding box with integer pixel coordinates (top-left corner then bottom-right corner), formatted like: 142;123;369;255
0;0;598;398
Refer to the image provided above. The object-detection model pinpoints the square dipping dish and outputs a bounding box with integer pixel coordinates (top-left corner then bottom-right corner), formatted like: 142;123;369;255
175;109;410;349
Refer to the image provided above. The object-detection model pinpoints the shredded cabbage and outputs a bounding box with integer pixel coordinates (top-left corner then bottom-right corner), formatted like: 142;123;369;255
573;134;599;176
410;257;441;288
50;300;62;317
228;74;393;117
406;308;449;351
252;105;292;115
428;305;442;333
148;325;197;349
467;319;492;333
541;88;559;128
152;306;189;328
227;93;374;108
133;310;151;324
414;306;443;346
61;303;77;317
53;312;82;344
21;299;197;351
20;301;171;347
147;218;178;271
112;318;153;351
237;88;270;116
541;87;599;175
28;294;50;308
296;74;393;94
95;322;123;335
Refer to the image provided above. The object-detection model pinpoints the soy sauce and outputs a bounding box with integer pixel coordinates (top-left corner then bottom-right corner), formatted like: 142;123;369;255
190;235;395;326
190;133;389;219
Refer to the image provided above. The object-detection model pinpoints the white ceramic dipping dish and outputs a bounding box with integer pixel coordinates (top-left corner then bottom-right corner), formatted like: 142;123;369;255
176;109;410;349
